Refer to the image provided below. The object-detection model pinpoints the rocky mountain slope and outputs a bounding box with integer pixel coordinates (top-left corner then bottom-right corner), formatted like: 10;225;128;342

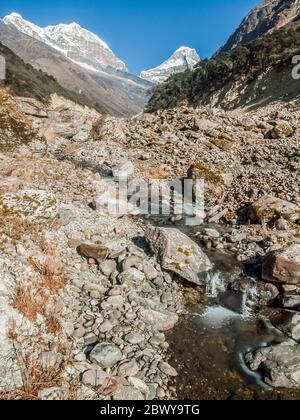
0;87;300;399
147;20;300;112
140;47;200;84
0;41;99;110
0;14;152;116
219;0;300;53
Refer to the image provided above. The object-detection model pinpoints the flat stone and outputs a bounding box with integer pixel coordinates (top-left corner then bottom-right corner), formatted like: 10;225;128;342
81;369;111;387
118;360;140;378
122;256;143;271
139;308;178;332
281;295;300;310
204;228;220;239
159;362;178;377
89;343;122;368
101;295;125;310
78;243;109;263
125;332;144;345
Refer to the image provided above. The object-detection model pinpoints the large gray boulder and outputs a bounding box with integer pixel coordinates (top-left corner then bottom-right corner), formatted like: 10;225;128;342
145;226;212;285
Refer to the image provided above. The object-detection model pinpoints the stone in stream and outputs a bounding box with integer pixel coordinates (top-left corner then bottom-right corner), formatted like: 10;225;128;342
262;308;300;342
262;244;300;285
89;343;122;368
144;226;212;285
246;343;300;389
281;295;300;311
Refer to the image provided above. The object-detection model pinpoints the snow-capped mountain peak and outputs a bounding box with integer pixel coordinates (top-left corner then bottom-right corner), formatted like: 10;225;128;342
140;46;200;84
3;12;128;73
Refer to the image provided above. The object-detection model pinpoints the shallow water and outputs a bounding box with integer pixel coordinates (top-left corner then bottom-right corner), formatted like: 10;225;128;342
146;217;300;399
167;303;300;400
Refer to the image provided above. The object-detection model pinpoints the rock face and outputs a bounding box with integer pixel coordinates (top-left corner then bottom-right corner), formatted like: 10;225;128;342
248;196;300;224
140;47;200;84
262;245;300;285
145;226;212;285
219;0;300;53
246;343;300;389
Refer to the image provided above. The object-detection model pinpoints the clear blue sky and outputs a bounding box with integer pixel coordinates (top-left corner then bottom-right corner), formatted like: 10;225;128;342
0;0;261;75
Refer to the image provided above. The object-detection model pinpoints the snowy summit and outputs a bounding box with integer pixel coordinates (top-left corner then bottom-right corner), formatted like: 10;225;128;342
140;46;200;84
3;12;128;73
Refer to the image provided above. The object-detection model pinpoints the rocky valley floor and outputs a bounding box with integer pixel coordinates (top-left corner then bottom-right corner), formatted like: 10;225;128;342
0;88;300;400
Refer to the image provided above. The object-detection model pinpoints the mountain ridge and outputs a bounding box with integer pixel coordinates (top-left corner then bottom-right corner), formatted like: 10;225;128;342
3;12;127;73
219;0;300;53
0;14;152;116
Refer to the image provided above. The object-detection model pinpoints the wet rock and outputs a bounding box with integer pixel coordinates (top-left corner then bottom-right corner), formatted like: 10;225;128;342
145;226;212;286
89;343;122;368
281;295;300;311
246;343;300;389
139;308;178;332
262;244;300;285
263;308;300;341
248;196;300;224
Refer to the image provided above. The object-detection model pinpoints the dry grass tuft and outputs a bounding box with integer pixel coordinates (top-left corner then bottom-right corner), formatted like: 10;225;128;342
12;281;46;323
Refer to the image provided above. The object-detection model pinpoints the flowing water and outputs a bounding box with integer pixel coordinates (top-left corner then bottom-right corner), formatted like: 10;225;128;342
148;217;300;400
